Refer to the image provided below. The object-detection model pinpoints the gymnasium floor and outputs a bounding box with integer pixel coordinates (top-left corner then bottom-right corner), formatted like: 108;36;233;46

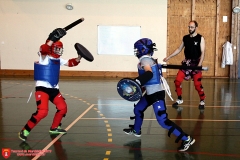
0;76;240;160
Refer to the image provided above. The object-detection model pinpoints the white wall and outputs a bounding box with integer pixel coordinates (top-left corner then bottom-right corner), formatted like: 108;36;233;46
0;0;167;71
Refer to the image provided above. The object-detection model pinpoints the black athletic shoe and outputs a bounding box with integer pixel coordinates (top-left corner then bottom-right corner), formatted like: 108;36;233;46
199;100;205;109
178;136;195;151
18;130;29;141
172;99;183;111
49;126;67;135
199;100;205;113
123;128;141;137
173;99;183;106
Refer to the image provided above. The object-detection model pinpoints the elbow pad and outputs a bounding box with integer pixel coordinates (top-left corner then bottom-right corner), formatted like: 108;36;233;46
135;71;153;86
68;58;80;67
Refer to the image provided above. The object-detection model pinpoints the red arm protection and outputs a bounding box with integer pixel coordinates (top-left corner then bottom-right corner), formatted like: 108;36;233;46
68;58;80;67
40;44;51;55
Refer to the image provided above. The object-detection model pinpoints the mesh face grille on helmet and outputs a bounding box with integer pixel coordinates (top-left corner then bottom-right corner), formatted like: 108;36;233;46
51;41;63;58
134;38;155;58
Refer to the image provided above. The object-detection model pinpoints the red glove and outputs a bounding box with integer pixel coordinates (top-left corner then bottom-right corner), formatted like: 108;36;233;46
40;44;51;55
68;58;80;67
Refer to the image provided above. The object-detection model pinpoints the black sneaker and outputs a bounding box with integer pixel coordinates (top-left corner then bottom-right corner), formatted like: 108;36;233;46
18;130;29;141
49;126;67;135
199;100;205;113
199;100;205;109
173;99;183;106
172;99;183;111
123;128;141;137
178;136;195;151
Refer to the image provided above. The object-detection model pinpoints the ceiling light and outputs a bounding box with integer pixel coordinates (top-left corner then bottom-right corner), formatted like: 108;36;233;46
233;6;240;13
66;3;73;10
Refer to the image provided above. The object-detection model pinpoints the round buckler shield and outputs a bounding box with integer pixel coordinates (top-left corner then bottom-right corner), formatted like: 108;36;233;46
74;43;94;62
117;78;142;102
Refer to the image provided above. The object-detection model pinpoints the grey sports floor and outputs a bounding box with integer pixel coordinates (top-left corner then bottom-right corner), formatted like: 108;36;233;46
0;77;240;160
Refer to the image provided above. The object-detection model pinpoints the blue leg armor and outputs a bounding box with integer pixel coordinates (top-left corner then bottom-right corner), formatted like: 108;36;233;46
133;96;149;133
152;100;188;143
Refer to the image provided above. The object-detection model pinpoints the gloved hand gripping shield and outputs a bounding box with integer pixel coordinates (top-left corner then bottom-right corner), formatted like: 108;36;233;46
117;78;143;102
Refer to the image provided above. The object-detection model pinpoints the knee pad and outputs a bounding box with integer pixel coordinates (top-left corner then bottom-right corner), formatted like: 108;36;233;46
56;104;67;116
174;71;185;87
194;81;203;91
156;111;169;129
174;80;181;87
53;93;67;115
157;116;170;129
33;109;48;120
155;101;168;126
58;108;67;116
194;77;201;84
38;110;48;119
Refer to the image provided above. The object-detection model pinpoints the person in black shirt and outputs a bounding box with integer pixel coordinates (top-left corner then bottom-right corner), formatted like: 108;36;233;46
163;20;206;112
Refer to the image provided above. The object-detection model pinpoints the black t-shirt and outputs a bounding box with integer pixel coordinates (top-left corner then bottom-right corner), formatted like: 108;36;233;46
183;34;202;60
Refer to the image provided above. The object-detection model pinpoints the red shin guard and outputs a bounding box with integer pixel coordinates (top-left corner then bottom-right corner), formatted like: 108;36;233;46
193;72;205;100
174;70;185;96
51;93;67;129
24;91;49;131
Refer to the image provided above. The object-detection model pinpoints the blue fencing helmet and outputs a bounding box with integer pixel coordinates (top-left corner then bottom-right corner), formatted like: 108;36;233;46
134;38;157;58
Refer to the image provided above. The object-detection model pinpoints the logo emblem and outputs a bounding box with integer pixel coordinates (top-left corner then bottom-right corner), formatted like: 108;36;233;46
117;78;142;101
194;41;198;45
2;148;11;159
